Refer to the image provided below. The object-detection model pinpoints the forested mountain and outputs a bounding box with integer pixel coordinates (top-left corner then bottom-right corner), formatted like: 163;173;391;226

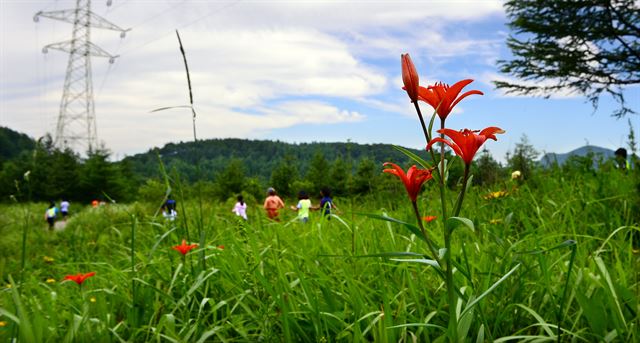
0;126;35;164
123;138;427;182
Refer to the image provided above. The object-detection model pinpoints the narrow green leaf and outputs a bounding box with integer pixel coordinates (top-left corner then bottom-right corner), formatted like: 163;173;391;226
392;145;432;169
445;216;475;233
460;264;520;318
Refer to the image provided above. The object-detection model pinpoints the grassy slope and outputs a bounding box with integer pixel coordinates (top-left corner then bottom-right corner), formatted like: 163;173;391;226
0;169;638;342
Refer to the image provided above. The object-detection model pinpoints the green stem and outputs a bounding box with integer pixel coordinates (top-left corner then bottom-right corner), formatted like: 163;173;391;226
130;215;137;310
444;225;458;343
411;201;443;268
439;119;448;220
452;164;471;217
413;101;431;143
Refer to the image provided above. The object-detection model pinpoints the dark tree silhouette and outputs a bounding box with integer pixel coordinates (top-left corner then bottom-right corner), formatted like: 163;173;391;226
496;0;640;117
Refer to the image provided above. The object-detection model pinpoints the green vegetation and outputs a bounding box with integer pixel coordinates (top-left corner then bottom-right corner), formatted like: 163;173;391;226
0;153;638;341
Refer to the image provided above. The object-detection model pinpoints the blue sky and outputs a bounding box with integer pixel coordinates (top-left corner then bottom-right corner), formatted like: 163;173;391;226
1;0;638;162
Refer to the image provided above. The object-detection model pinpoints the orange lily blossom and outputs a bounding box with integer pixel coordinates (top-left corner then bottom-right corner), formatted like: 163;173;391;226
418;79;483;120
427;127;505;165
383;163;434;202
422;216;437;223
401;53;420;103
63;272;96;285
172;239;198;255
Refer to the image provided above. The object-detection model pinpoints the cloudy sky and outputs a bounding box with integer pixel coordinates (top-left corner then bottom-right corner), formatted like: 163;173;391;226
1;0;638;161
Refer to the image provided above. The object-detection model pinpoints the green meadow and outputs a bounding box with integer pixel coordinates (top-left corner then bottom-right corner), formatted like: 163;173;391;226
1;163;638;342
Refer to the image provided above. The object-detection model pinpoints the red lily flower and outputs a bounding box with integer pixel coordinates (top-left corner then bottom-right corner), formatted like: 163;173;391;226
418;79;483;120
401;53;420;102
383;163;434;202
63;272;96;285
427;127;505;165
172;239;198;255
422;216;437;223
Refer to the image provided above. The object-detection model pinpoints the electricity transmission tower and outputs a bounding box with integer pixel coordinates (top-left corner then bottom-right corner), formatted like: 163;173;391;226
34;0;128;153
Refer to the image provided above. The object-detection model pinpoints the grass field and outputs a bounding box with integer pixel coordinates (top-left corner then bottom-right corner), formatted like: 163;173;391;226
0;167;639;342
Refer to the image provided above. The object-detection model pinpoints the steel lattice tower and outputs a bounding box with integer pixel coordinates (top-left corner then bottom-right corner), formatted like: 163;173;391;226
34;0;127;153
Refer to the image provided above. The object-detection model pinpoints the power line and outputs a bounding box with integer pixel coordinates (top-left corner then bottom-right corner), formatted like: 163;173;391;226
119;0;242;57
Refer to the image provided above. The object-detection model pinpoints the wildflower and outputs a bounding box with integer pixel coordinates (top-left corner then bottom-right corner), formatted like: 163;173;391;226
383;163;434;202
484;191;508;200
90;297;96;303
401;53;420;103
43;256;55;263
489;218;502;225
172;239;198;255
46;278;56;284
5;284;12;289
418;79;483;121
427;127;505;165
218;245;225;250
422;216;437;223
0;321;6;327
63;272;96;286
511;170;522;180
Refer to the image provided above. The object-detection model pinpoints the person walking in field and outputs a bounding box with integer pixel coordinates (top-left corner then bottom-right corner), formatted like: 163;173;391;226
232;195;248;220
44;201;58;230
60;199;70;218
317;187;337;218
291;190;312;223
263;187;285;221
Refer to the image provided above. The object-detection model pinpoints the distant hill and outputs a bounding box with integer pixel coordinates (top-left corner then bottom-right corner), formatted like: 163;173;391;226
0;127;35;164
540;145;615;167
123;138;428;181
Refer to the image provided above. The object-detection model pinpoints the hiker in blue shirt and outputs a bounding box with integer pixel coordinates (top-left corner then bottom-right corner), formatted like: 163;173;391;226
317;187;337;218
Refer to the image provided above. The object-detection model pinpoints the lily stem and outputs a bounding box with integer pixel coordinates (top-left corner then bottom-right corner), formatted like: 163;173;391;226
413;101;431;143
452;164;471;217
411;201;443;269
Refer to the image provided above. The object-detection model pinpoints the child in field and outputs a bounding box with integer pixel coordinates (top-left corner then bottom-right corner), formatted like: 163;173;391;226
317;187;337;218
291;190;312;223
232;195;248;220
44;201;58;230
60;199;70;218
162;196;178;221
263;187;285;221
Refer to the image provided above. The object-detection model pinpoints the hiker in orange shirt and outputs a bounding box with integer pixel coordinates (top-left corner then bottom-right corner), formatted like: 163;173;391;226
263;187;285;221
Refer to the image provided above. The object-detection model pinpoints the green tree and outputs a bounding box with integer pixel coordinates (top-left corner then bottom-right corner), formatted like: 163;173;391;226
80;149;124;202
270;155;298;198
496;0;640;117
473;148;503;186
352;157;377;194
214;158;246;199
507;134;539;181
329;156;351;196
306;152;330;192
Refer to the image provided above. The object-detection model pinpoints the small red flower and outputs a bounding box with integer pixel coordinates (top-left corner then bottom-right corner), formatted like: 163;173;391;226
427;127;505;165
63;272;96;285
217;245;225;250
422;216;437;223
172;239;198;255
418;79;483;120
401;53;420;103
383;163;434;202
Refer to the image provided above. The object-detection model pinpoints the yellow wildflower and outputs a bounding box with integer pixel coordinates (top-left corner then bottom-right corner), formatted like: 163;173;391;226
5;284;11;289
43;256;55;263
46;278;56;284
90;297;97;303
489;219;502;225
484;191;508;200
0;321;7;327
